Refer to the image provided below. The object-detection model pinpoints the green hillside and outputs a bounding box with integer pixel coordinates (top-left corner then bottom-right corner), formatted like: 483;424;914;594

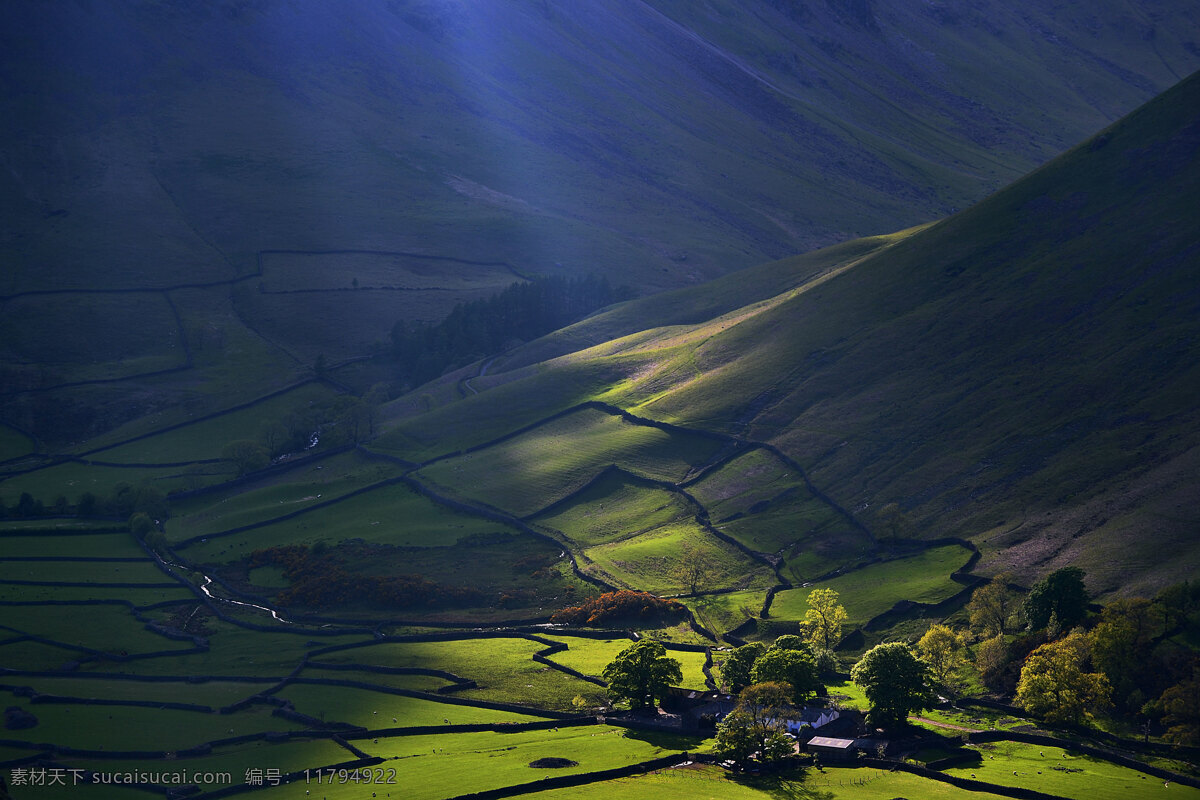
3;0;1198;446
379;71;1200;599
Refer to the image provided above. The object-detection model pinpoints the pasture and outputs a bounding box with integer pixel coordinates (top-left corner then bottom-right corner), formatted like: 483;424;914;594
538;635;709;690
308;637;608;711
769;544;974;628
944;741;1200;800
416;407;725;517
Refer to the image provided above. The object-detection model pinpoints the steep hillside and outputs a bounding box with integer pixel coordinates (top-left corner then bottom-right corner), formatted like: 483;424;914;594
378;71;1200;598
3;1;1199;442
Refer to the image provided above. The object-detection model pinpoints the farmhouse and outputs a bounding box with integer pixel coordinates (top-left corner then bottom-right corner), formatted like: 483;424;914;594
805;736;886;762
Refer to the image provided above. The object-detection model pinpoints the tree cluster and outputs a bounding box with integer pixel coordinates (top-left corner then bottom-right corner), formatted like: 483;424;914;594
550;590;687;627
714;682;799;769
223;386;391;476
388;274;632;389
247;545;485;610
0;483;168;523
966;568;1200;738
719;634;822;705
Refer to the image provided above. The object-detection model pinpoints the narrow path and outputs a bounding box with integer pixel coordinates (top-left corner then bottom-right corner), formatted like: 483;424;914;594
911;715;982;732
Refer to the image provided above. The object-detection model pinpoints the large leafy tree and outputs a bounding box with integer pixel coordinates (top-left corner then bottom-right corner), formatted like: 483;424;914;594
714;682;796;768
601;640;682;710
917;624;965;689
851;642;937;728
1015;632;1110;725
804;588;848;651
1023;567;1089;632
968;573;1018;636
1089;597;1156;709
751;647;821;705
720;642;766;694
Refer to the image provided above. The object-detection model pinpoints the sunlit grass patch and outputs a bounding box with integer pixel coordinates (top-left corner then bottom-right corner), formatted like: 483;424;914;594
684;589;769;638
533;471;692;549
417;407;725;518
347;726;704;800
538;635;708;690
275;683;547;728
769;544;973;628
945;741;1200;800
525;763;1015;799
309;638;605;711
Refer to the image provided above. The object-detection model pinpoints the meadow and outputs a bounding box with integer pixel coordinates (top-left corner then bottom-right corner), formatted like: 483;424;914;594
768;544;974;629
416;407;726;517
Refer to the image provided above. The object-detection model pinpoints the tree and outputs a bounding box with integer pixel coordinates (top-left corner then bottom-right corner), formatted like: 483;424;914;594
222;440;270;476
974;634;1010;690
751;647;821;705
714;683;797;768
128;512;156;539
851;642;936;728
917;624;965;689
771;634;811;653
804;588;848;651
1089;598;1156;710
720;642;766;694
601;640;682;710
1015;632;1110;725
969;573;1017;636
713;709;758;767
1023;567;1089;632
673;543;717;595
1150;665;1200;746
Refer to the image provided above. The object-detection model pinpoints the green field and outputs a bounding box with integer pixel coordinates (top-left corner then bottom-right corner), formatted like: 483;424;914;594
685;589;770;637
945;741;1200;800
417;407;725;517
538;635;709;691
351;726;706;800
0;530;147;558
0;696;300;751
309;638;606;711
0;558;170;584
769;544;974;628
0;423;34;461
274;683;547;728
527;764;1018;800
582;521;772;596
534;472;694;549
0;676;268;707
0;459;238;506
176;479;518;557
85;382;338;464
166;451;402;540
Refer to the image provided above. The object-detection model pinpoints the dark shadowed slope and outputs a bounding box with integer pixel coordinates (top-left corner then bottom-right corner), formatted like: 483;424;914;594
378;71;1200;597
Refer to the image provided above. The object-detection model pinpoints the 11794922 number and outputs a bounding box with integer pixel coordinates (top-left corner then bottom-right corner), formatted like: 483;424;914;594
305;767;398;784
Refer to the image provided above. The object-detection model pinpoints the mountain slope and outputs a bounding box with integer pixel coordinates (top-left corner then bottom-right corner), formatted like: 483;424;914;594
377;71;1200;597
